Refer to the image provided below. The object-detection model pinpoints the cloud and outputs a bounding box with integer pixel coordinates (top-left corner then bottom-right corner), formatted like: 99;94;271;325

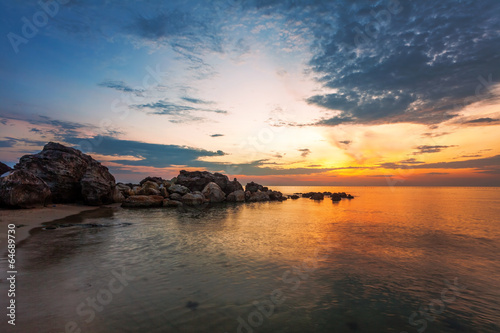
98;80;145;95
181;97;215;105
65;136;225;168
133;99;227;123
413;145;458;155
463;117;500;125
380;154;500;172
298;148;311;158
301;1;500;126
0;137;48;148
339;140;352;145
210;134;224;137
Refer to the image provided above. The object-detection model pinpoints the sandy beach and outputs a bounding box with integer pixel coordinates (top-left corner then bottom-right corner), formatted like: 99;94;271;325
0;204;105;245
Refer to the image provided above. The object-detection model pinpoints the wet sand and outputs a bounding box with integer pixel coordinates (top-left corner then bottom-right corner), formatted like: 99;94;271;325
0;204;120;244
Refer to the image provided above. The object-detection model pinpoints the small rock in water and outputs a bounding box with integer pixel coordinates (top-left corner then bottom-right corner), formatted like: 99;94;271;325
186;301;199;310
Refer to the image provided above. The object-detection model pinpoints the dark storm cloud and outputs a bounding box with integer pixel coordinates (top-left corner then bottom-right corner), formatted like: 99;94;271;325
210;134;225;137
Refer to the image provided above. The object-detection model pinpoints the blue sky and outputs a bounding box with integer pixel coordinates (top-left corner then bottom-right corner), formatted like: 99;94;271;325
1;0;500;185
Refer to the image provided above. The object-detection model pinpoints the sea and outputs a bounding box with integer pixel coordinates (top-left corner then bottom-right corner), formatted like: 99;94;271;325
1;186;499;333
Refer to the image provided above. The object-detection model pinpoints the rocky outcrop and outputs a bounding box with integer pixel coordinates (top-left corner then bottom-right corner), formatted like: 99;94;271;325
181;192;206;206
116;183;133;197
121;195;164;208
112;187;125;203
290;195;300;199
202;182;226;203
0;162;11;176
176;170;243;195
139;176;165;186
13;142;115;205
226;190;245;202
0;170;51;208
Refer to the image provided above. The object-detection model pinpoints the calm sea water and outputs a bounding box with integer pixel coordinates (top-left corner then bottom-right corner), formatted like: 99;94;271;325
1;187;499;333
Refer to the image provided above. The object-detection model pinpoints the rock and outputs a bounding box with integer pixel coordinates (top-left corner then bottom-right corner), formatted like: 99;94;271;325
0;162;11;176
226;190;245;202
176;170;242;195
347;194;354;199
170;193;182;201
132;186;142;195
137;181;161;196
181;192;206;206
14;142;115;205
225;178;244;195
268;190;284;201
112;187;125;203
168;184;190;195
80;161;116;205
121;195;164;208
0;170;51;208
139;176;165;186
290;195;300;199
245;181;264;193
245;191;251;201
163;199;183;208
159;186;169;198
310;193;324;200
248;191;270;202
202;182;226;203
331;193;342;201
116;183;131;197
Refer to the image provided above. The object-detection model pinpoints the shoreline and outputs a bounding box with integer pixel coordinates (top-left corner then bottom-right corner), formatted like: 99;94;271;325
0;204;105;244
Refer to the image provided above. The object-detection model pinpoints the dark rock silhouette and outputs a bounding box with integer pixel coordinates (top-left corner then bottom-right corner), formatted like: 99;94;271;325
0;162;11;176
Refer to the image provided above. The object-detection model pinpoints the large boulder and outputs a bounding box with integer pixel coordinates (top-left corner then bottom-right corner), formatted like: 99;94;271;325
202;182;226;203
176;170;243;195
112;187;125;203
181;192;206;206
121;195;164;208
163;199;183;208
248;191;270;202
0;162;11;176
168;184;190;195
226;190;245;202
0;170;51;208
116;183;132;197
14;142;115;205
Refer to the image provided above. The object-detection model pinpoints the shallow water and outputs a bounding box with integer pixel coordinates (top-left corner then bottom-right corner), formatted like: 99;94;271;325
1;187;499;332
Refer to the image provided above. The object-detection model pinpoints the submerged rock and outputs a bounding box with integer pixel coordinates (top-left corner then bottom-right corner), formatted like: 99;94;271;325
331;193;342;201
121;195;164;208
0;169;51;208
310;193;324;200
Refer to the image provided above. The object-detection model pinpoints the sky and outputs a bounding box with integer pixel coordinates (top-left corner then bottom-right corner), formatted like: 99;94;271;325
1;0;499;186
